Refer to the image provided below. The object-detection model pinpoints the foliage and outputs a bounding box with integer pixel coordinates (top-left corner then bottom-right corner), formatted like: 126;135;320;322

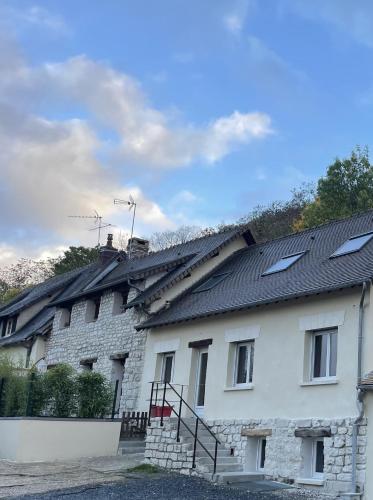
149;225;206;251
26;369;49;417
295;147;373;230
76;371;113;418
52;246;98;275
44;364;77;417
0;354;28;417
127;464;160;474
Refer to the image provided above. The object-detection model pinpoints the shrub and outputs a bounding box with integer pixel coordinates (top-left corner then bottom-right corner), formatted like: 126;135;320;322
0;353;28;417
45;364;77;417
76;371;113;418
25;369;49;417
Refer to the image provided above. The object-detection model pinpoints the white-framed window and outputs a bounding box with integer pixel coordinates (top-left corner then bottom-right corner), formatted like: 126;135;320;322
234;341;254;386
311;329;337;379
256;437;266;471
161;352;174;383
311;439;325;478
5;317;17;336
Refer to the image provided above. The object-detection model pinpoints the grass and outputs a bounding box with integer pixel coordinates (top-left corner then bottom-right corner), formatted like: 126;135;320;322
127;463;160;474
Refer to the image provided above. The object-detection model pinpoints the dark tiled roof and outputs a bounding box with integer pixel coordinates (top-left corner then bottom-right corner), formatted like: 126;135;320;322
0;266;87;318
139;211;373;329
0;307;54;347
52;227;253;306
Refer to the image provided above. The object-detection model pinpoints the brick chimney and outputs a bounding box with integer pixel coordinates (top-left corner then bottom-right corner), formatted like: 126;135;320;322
99;234;118;265
127;237;150;259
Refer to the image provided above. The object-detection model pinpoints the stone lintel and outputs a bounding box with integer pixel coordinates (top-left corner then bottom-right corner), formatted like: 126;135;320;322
79;357;97;365
241;428;272;437
109;352;129;360
294;427;331;438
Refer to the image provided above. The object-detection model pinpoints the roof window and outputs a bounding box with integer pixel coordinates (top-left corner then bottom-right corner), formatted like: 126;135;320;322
331;231;373;258
193;273;230;293
262;252;305;276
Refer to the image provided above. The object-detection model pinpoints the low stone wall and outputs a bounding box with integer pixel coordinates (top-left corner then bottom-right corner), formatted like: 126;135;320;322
207;417;366;497
0;417;121;461
144;418;195;474
145;416;367;497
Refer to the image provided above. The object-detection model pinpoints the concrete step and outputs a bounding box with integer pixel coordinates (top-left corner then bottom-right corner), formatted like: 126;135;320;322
118;439;146;455
205;463;243;473
214;471;265;484
198;456;241;466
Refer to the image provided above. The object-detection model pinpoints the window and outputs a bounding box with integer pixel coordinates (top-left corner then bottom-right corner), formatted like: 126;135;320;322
257;438;266;471
312;329;337;379
161;352;174;383
234;342;254;386
312;440;324;478
5;317;17;336
262;252;305;276
60;306;72;328
331;231;373;258
93;298;101;320
193;273;230;294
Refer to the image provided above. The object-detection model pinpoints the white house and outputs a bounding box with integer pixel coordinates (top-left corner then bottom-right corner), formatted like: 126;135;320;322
136;211;373;499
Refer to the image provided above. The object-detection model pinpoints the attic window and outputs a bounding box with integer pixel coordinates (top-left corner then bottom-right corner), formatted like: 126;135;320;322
193;273;230;293
262;252;305;276
330;231;373;258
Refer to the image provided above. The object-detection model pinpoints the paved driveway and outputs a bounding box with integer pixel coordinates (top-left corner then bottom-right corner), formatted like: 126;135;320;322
14;474;329;500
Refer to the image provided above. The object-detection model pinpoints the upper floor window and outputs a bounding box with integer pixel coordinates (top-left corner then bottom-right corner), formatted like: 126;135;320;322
4;316;17;337
312;329;337;379
331;231;373;258
262;252;305;276
112;289;129;315
234;341;254;386
60;306;73;328
85;296;102;323
161;352;174;383
93;298;101;320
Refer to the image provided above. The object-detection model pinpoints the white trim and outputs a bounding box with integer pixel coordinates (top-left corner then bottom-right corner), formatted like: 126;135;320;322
233;341;254;386
224;384;254;392
256;437;266;471
311;438;324;479
161;352;175;383
154;339;180;354
195;348;208;417
300;378;338;387
299;311;345;332
310;329;337;380
224;325;260;343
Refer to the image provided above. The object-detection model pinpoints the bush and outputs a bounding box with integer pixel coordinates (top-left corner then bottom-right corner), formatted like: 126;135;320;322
45;364;77;417
0;354;28;417
76;371;113;418
26;369;49;417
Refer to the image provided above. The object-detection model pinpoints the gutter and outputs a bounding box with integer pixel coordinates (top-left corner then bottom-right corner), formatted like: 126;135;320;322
351;281;368;497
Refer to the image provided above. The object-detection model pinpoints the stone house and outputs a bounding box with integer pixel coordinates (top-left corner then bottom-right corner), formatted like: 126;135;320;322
135;211;373;499
44;228;253;414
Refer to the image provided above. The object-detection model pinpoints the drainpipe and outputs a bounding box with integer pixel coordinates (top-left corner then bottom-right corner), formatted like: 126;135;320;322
351;281;368;496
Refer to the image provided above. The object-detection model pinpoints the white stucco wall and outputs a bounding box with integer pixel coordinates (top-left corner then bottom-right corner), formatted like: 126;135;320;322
0;418;121;461
139;288;366;419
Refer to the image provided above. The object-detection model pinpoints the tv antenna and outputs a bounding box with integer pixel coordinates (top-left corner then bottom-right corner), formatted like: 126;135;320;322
68;210;115;247
114;195;137;258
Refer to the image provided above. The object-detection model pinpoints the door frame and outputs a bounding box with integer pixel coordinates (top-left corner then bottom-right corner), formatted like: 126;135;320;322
194;347;208;417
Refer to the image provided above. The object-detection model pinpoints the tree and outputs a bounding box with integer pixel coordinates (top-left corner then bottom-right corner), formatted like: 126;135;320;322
52;246;98;275
149;226;206;251
295;147;373;230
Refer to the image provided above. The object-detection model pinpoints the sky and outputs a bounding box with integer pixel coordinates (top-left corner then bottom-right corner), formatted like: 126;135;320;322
2;0;373;265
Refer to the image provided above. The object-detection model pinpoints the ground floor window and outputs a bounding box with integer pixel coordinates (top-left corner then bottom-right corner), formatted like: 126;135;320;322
245;436;267;472
161;352;174;383
257;438;266;471
312;439;324;478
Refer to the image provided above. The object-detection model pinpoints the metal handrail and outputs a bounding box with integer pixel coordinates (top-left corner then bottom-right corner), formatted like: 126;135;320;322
148;381;220;474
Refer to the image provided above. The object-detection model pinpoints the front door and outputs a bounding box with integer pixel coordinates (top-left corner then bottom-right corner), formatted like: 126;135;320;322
195;348;208;417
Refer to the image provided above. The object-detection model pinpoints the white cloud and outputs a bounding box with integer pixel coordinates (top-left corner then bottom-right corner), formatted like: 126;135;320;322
288;0;373;48
223;0;251;35
1;4;69;36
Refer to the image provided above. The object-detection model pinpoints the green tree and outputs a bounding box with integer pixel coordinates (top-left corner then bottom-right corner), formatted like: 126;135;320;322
295;147;373;230
45;364;77;417
52;246;98;275
76;371;113;418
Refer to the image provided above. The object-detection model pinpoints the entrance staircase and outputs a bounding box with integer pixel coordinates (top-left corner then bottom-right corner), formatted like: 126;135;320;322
118;438;146;457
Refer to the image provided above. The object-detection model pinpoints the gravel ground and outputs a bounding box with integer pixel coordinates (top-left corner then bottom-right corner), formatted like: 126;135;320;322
14;474;332;500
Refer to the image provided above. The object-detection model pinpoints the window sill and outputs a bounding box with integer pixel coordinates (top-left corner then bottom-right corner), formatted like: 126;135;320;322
300;378;338;387
224;384;254;392
295;477;324;486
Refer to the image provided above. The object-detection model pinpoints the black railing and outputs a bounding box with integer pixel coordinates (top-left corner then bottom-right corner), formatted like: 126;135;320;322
148;381;220;475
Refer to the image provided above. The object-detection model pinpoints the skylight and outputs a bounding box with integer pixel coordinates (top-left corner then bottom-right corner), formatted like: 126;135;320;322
330;231;373;258
193;273;230;293
262;252;305;276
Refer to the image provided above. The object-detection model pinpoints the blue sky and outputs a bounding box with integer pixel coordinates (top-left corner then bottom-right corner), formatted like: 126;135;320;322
1;0;373;263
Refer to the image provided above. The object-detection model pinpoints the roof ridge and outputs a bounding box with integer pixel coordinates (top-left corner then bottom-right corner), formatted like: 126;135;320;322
248;208;373;249
128;224;249;261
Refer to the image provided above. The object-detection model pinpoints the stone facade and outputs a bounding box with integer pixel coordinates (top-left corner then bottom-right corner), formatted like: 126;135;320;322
145;416;367;497
145;418;196;475
45;288;148;412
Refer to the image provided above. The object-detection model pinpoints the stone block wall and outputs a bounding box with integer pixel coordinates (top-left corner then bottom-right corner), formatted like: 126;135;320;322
207;417;367;497
45;288;148;412
144;418;195;475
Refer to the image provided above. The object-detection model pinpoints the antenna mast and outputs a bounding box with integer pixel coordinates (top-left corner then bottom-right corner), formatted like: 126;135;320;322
68;210;115;247
114;195;137;258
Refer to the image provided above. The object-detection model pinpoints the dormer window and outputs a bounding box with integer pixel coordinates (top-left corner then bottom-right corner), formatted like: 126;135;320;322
86;296;102;323
4;316;17;337
93;298;101;320
262;252;305;276
60;306;73;329
112;289;129;315
330;231;373;258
